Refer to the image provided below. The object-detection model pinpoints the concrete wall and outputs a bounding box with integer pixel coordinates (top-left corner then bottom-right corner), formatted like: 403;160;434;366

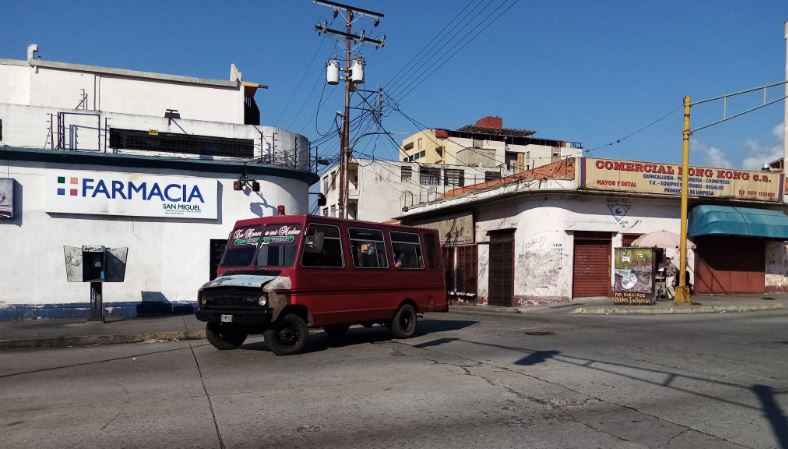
0;62;29;104
473;194;696;304
766;240;788;292
0;103;310;170
0;159;309;319
1;60;246;124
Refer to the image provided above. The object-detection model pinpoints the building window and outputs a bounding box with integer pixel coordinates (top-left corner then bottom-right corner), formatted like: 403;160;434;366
349;228;388;268
401;166;412;182
444;168;464;187
109;128;254;158
301;224;344;268
485;171;500;181
417;138;423;149
322;208;328;216
419;167;441;185
322;176;329;192
403;141;414;150
330;171;337;191
330;205;336;217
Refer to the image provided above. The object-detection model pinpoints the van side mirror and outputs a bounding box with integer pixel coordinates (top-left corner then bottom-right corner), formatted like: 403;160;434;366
317;193;327;207
304;231;325;253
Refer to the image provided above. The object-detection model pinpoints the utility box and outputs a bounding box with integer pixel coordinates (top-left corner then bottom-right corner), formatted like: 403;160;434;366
64;245;128;320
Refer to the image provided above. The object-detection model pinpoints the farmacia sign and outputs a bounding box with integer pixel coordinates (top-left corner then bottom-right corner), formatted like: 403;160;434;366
46;172;218;219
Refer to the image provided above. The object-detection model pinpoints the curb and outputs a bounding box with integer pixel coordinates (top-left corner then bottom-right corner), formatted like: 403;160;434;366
0;329;206;350
572;303;784;315
448;306;525;319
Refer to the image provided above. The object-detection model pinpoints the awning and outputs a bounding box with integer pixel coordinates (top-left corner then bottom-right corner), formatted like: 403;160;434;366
688;205;788;239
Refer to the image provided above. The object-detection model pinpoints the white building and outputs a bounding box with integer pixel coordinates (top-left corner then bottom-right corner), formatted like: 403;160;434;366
400;157;788;305
319;158;499;222
0;45;316;319
399;115;583;174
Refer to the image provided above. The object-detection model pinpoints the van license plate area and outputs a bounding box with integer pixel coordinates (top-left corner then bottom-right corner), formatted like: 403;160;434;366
220;314;233;323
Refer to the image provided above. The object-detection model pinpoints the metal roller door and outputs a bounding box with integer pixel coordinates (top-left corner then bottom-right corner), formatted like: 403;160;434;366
572;232;612;298
695;237;765;294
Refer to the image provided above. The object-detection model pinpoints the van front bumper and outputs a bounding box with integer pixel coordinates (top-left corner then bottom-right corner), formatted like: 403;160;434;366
195;308;272;327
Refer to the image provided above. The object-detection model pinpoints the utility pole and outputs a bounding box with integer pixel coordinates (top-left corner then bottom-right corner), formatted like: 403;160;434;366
315;0;384;219
676;96;691;304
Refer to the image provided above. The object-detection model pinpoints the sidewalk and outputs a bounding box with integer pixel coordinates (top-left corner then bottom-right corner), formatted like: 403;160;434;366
449;294;787;316
0;314;205;350
1;295;785;351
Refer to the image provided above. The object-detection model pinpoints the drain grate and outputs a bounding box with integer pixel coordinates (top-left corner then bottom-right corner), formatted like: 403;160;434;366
524;331;555;336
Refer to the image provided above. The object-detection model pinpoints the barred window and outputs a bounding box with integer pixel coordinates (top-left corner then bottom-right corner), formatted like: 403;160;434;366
401;166;412;182
419;167;441;186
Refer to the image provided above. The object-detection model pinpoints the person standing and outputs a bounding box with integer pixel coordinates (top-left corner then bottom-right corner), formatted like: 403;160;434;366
664;257;678;300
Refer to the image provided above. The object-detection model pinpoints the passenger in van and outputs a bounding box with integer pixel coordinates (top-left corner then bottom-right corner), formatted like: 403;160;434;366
394;254;403;268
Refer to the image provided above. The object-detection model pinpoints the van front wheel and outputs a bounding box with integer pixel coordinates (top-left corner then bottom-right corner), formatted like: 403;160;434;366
265;313;308;355
206;323;247;350
390;304;417;339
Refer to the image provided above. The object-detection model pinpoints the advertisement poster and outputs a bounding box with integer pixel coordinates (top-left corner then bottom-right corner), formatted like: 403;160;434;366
581;158;783;203
0;178;13;219
45;171;218;219
613;247;656;305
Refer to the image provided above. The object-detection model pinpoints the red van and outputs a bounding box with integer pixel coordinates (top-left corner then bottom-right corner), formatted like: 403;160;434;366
195;215;447;355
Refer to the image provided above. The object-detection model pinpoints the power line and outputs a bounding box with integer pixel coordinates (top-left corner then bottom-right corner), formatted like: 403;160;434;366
583;105;682;155
392;0;518;101
274;15;335;127
383;0;486;94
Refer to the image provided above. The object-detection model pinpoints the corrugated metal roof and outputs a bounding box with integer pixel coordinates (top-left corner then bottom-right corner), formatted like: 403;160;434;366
455;124;536;137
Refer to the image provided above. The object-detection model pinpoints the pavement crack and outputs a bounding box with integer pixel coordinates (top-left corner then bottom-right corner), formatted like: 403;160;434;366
659;428;690;448
188;341;225;449
99;410;122;431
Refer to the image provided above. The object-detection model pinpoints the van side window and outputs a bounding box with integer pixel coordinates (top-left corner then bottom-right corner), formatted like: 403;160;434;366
349;228;388;269
301;224;344;268
425;233;440;270
390;231;424;269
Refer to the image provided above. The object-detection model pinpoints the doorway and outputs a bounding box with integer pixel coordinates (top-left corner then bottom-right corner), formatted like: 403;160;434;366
488;230;515;306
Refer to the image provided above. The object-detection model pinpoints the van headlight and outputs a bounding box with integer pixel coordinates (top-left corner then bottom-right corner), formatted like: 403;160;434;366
258;294;267;306
198;293;206;306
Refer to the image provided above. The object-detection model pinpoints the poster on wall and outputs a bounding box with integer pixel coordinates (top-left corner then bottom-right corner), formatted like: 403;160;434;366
0;178;13;219
613;247;656;305
45;171;218;219
580;157;784;203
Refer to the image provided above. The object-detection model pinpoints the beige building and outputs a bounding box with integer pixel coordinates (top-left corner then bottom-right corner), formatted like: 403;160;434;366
400;115;582;174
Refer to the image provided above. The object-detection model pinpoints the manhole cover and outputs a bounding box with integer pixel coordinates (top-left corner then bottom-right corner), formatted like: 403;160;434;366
524;331;555;336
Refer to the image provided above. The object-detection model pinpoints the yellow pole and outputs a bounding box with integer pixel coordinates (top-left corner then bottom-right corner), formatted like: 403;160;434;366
676;96;692;304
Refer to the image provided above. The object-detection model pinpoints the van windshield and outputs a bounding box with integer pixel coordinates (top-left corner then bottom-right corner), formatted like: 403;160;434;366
220;223;302;268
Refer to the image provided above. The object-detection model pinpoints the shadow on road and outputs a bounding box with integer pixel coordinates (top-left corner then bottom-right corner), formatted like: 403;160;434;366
240;319;478;354
753;385;788;449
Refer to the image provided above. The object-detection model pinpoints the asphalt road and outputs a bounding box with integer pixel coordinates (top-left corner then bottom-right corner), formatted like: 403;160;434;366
1;308;787;449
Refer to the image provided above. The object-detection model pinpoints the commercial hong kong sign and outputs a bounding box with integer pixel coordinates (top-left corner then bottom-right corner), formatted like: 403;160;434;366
580;157;784;202
46;171;218;219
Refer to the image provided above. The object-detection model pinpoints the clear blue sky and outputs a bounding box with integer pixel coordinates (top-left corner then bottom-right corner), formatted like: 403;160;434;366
1;0;786;171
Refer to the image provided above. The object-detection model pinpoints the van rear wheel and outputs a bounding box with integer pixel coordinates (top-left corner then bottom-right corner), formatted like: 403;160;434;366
265;313;308;355
390;304;417;339
206;323;247;350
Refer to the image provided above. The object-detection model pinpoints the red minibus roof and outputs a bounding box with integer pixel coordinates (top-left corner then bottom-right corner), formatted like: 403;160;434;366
232;215;433;235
